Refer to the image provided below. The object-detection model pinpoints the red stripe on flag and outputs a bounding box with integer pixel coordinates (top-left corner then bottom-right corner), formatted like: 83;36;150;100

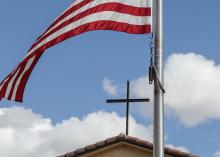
13;53;43;102
31;0;93;48
30;3;151;51
29;21;151;58
0;69;18;99
8;63;26;100
15;54;42;102
45;0;93;33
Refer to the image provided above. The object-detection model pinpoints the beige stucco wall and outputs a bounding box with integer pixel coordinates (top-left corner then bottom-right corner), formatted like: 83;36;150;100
82;142;172;157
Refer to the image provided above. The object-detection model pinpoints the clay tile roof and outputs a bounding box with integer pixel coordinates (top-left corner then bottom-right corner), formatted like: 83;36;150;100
57;133;199;157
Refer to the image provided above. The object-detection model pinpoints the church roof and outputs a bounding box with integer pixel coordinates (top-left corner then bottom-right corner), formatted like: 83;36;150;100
57;133;198;157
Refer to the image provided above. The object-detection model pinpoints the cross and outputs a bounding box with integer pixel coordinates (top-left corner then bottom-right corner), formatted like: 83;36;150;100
106;80;150;135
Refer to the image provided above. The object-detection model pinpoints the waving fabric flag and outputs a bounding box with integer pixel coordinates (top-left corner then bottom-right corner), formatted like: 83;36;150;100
0;0;152;102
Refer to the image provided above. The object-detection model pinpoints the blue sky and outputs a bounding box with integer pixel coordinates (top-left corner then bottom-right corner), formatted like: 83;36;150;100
0;0;220;157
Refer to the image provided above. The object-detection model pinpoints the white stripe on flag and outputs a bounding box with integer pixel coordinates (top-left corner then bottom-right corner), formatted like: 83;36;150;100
73;0;151;9
52;0;85;22
11;56;36;101
72;0;87;7
38;0;151;40
0;77;9;91
5;68;21;99
26;11;151;57
45;0;151;37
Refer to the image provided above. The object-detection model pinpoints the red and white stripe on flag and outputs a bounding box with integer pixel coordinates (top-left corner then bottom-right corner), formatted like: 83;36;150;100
0;0;152;102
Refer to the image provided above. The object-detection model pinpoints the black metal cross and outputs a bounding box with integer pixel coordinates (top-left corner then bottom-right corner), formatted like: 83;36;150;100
106;80;150;135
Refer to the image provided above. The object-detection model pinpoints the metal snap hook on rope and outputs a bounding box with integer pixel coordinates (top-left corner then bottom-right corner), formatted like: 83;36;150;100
147;33;165;93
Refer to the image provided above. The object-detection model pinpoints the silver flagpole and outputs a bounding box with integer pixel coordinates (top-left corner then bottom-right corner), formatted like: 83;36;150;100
153;0;164;156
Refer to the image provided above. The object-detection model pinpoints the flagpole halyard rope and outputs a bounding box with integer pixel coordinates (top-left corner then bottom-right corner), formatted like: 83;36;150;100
148;33;165;93
152;65;166;93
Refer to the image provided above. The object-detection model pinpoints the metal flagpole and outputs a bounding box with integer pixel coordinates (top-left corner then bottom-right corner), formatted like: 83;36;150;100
153;0;164;156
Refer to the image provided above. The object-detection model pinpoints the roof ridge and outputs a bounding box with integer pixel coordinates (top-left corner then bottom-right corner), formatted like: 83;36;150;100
57;133;199;157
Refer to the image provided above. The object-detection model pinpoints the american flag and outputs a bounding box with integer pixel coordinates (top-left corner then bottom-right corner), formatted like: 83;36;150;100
0;0;152;102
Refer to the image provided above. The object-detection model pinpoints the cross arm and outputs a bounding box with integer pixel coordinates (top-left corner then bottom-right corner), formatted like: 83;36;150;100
106;98;150;103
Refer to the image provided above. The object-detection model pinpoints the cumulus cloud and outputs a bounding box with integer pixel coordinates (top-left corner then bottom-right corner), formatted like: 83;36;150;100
214;150;220;157
102;78;118;96
165;53;220;126
130;76;153;118
0;106;152;157
112;52;220;127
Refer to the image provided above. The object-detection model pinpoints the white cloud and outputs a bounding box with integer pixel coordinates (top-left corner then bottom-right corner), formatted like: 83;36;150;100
0;106;152;157
166;144;190;153
165;53;220;126
214;150;220;157
102;78;118;96
125;52;220;127
130;76;153;118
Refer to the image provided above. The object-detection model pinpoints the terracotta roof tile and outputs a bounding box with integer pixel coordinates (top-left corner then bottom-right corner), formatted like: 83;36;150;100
126;136;138;142
86;144;96;151
106;136;118;143
66;152;76;157
136;139;153;148
95;140;105;147
75;148;86;154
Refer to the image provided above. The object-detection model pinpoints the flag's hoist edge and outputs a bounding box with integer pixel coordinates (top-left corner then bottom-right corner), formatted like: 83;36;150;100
0;0;152;102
